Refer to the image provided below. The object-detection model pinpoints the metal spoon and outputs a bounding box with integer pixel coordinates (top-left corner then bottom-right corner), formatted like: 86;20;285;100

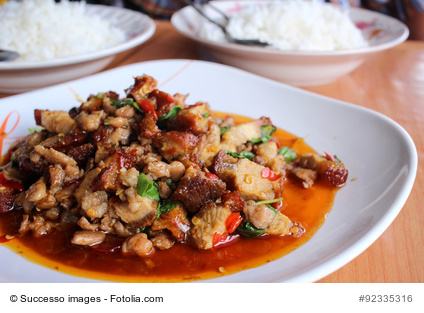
0;49;20;62
182;0;270;47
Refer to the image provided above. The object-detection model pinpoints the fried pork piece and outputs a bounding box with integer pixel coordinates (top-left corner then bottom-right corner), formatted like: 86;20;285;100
212;151;275;201
243;201;276;230
121;233;155;257
34;109;76;134
266;212;292;236
172;165;226;214
151;202;190;242
189;202;232;250
172;102;213;135
155;131;199;162
220;117;272;151
71;230;106;246
294;153;348;187
111;187;158;228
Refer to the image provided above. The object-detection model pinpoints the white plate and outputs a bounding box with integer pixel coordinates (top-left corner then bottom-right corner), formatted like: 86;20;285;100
171;1;409;86
0;60;417;282
0;4;156;93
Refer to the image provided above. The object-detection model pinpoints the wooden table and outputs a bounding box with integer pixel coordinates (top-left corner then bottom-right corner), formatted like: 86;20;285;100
1;21;423;283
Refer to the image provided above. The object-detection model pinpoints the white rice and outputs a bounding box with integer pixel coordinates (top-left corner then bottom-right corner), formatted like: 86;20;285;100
199;0;368;51
0;0;126;62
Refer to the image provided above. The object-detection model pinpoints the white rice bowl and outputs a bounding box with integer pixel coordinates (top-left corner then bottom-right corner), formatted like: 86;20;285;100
0;0;126;62
199;0;369;51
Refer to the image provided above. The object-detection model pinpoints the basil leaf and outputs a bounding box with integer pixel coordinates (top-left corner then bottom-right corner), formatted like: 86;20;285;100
278;146;297;163
239;151;255;160
250;124;276;143
139;226;150;233
220;126;229;135
224;150;255;160
237;221;265;238
111;98;142;113
137;173;160;201
158;106;183;122
158;201;178;216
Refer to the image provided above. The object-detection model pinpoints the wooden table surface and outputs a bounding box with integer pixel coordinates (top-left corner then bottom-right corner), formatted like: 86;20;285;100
1;20;423;283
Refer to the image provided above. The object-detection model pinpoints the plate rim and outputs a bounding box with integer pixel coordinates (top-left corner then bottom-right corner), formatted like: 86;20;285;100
0;59;418;283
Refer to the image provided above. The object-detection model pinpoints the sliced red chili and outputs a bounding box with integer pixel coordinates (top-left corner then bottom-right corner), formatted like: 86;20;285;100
212;232;240;249
139;99;157;121
166;94;174;103
205;173;218;180
0;172;24;192
325;151;335;161
261;167;282;181
225;212;243;234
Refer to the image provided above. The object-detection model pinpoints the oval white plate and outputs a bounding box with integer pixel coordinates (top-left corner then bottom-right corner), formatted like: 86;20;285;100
0;4;156;93
171;1;409;86
0;60;417;282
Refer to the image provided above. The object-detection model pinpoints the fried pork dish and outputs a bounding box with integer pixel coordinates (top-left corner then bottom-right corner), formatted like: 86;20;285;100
0;75;348;259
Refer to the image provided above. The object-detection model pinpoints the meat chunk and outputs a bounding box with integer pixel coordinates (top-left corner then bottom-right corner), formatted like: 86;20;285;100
121;233;155;257
92;149;135;192
125;75;158;102
74;168;102;204
26;178;47;202
0;190;16;213
150;231;175;250
265;212;292;236
212;151;274;201
296;153;348;187
255;141;278;167
243;202;276;230
111;188;158;228
151;203;190;242
75;111;104;132
291;168;317;188
221;117;271;151
189;202;232;250
33;145;78;167
173;102;213;135
81;191;109;220
172;166;226;214
34;110;76;134
71;230;106;246
156;131;199;162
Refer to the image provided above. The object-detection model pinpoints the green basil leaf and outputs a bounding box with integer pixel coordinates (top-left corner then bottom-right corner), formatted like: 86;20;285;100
237;221;265;238
137;173;160;201
250;124;276;143
158;106;183;122
220;126;229;135
111;98;142;113
224;150;255;160
239;151;255;160
158;201;178;216
278;146;297;163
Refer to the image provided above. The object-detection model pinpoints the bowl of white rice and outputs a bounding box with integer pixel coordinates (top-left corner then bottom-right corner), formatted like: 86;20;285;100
0;0;156;93
171;0;409;86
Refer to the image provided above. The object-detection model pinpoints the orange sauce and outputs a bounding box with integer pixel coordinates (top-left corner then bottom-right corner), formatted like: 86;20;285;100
0;112;338;282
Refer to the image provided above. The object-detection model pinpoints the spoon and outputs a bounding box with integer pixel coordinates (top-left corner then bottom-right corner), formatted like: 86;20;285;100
0;49;20;62
182;0;270;47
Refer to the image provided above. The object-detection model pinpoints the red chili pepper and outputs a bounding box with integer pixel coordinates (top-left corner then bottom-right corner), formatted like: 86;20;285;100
225;212;243;234
139;99;157;121
205;173;218;180
0;172;24;192
166;94;174;103
212;232;240;249
325;151;335;161
261;167;282;181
